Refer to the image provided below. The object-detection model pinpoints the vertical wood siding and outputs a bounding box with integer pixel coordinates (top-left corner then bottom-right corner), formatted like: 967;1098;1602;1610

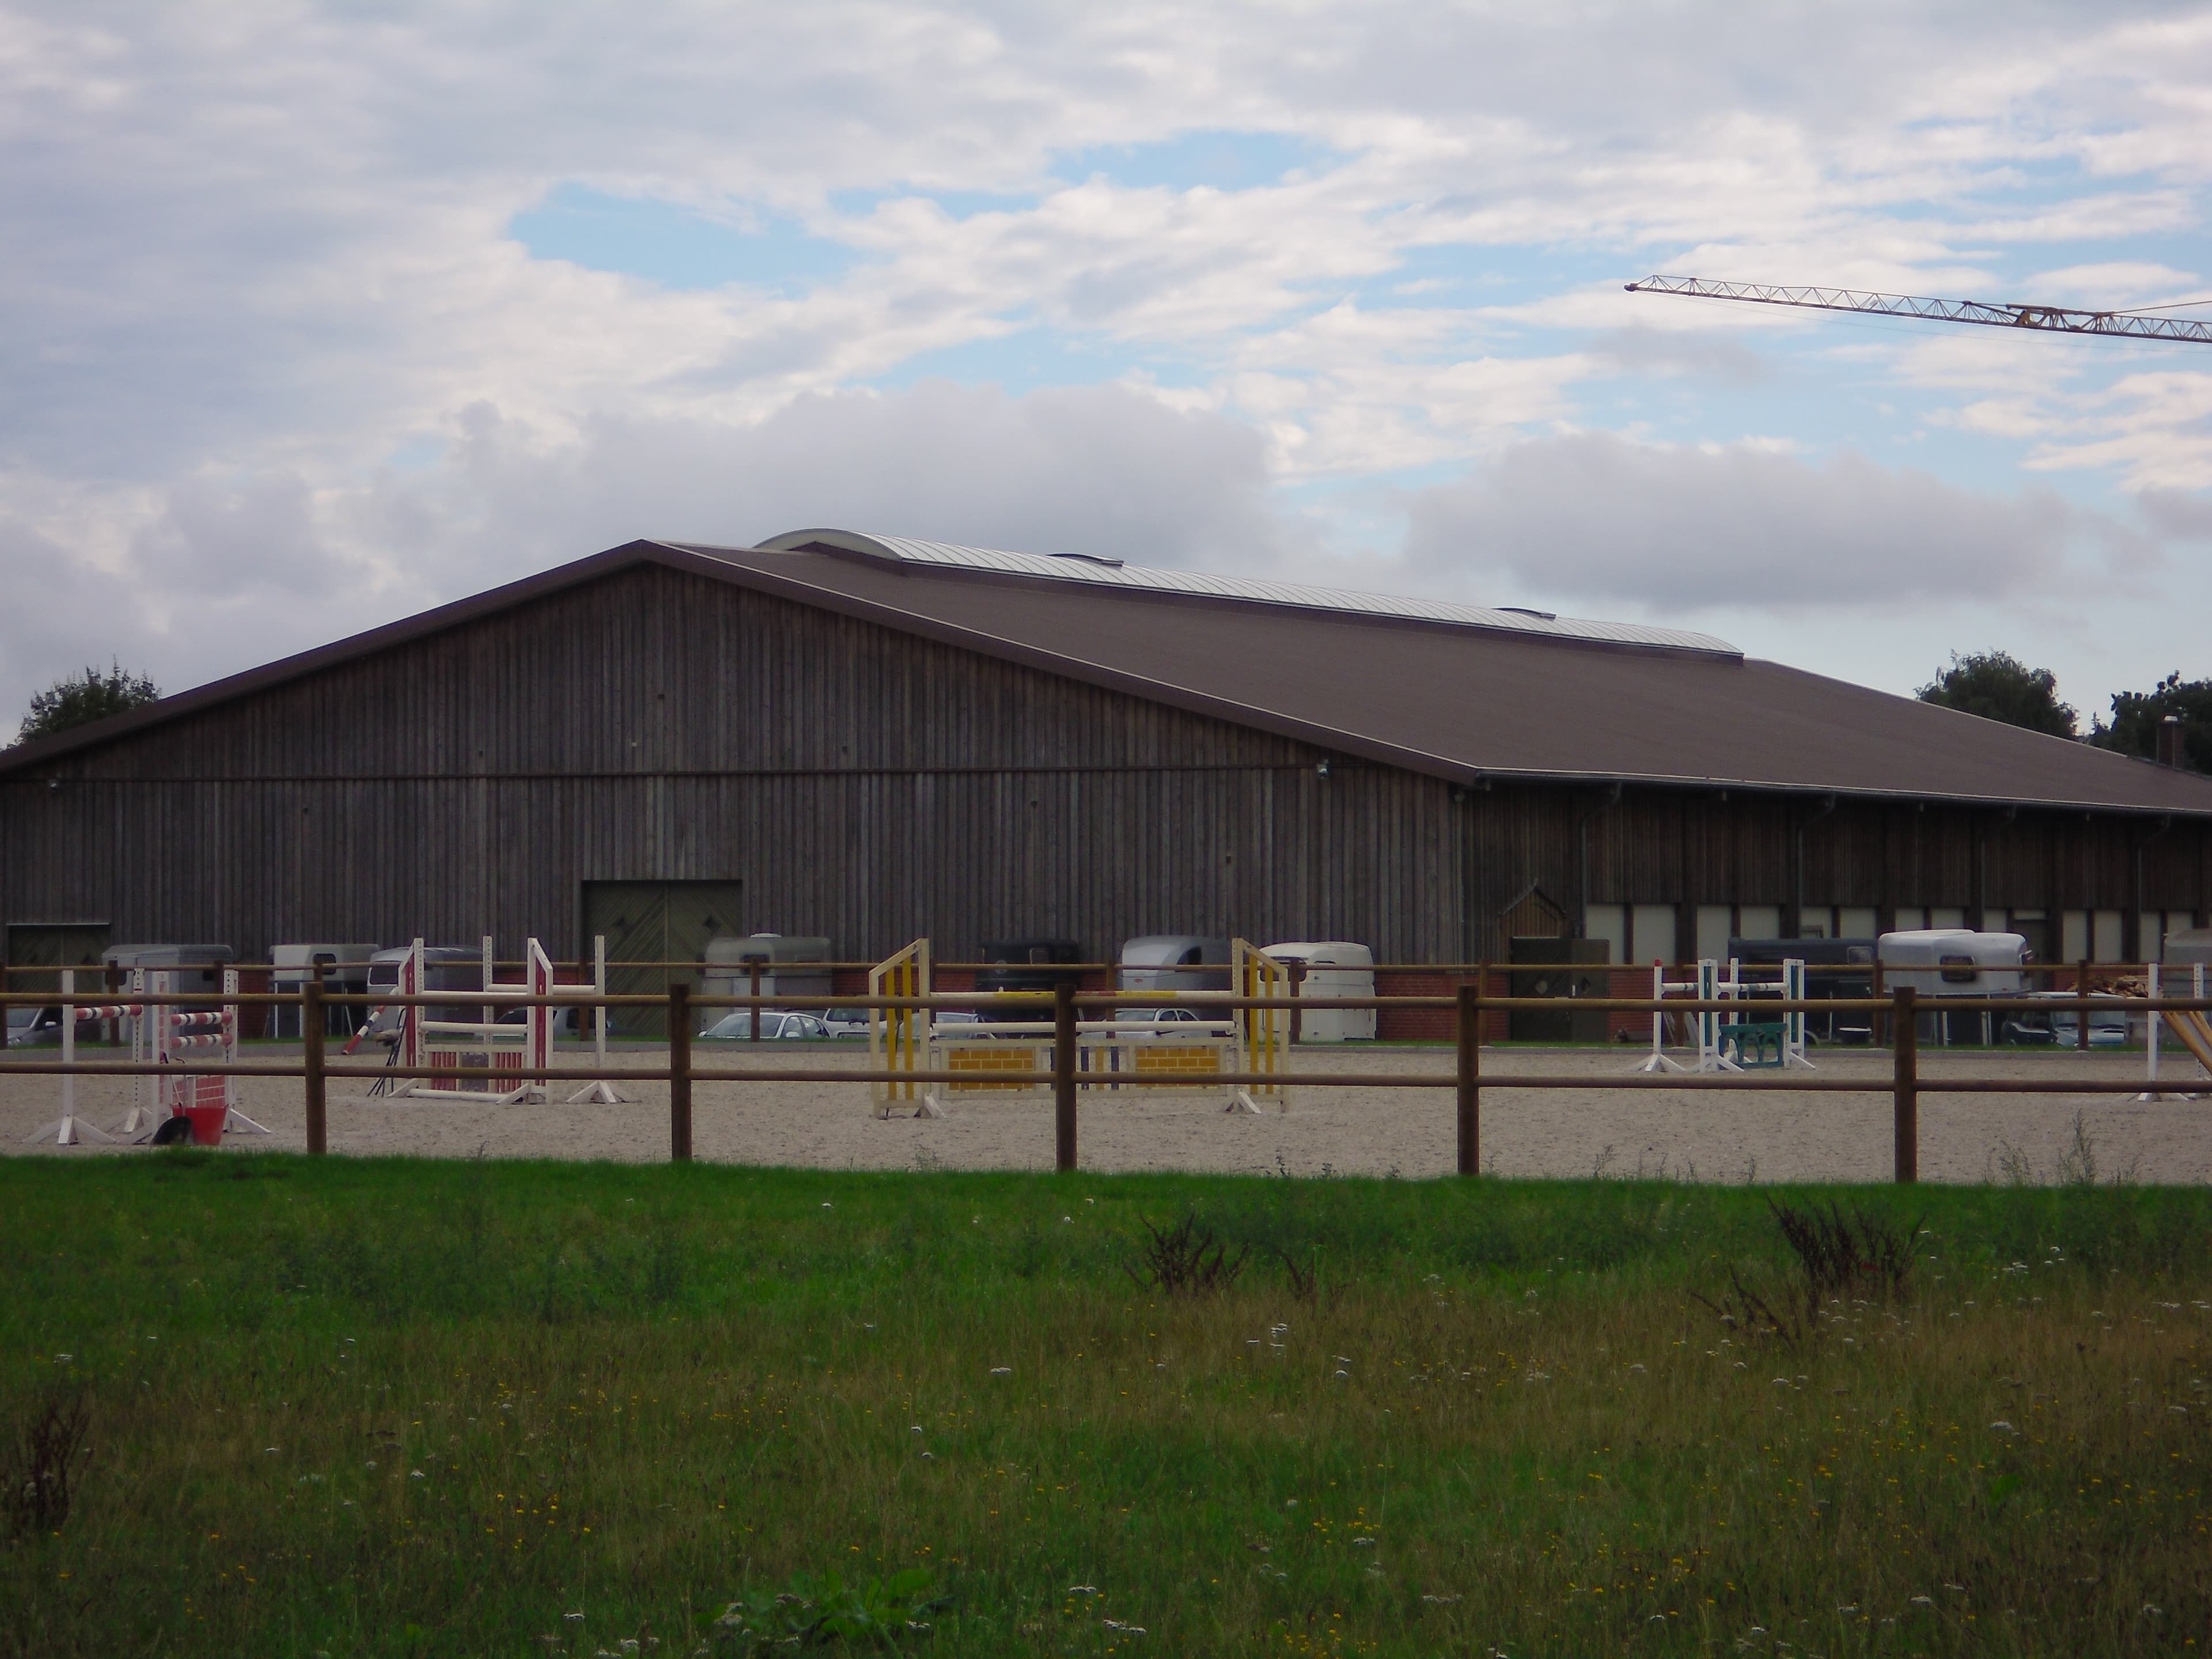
3;563;2206;963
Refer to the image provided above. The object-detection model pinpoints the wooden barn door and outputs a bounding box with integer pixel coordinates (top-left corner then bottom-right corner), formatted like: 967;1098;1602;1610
581;881;744;1037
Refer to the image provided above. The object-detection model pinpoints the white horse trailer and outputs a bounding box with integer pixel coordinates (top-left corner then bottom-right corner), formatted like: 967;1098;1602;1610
1263;941;1377;1042
1116;935;1232;995
1877;929;2030;1045
703;934;834;1014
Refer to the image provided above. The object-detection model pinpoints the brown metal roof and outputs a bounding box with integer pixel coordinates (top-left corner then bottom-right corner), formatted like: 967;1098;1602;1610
9;533;2212;817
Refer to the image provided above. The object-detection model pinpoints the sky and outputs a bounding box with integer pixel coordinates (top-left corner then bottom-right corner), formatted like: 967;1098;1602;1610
6;2;2212;732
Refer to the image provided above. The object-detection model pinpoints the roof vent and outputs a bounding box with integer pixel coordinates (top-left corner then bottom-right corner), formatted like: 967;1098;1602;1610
1049;550;1125;569
1498;607;1557;621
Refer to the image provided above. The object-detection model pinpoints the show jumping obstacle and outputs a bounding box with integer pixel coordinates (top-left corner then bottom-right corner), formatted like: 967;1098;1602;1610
1634;957;1813;1074
867;938;1290;1119
384;937;622;1105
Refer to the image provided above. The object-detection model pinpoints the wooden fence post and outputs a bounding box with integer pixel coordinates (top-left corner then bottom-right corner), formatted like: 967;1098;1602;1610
303;971;327;1157
669;983;693;1164
2075;958;2092;1052
1456;982;1481;1176
1892;985;1918;1184
749;959;763;1044
1054;980;1078;1174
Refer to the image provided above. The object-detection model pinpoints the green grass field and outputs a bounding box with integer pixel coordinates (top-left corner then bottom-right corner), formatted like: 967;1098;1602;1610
1;1157;2206;1657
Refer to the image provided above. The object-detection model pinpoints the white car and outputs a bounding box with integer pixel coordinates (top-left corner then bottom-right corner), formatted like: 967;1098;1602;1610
701;1009;831;1041
1112;1006;1222;1030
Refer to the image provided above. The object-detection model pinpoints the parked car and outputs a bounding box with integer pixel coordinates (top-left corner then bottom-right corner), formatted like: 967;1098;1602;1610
701;1009;832;1041
3;1005;63;1047
2001;993;2131;1047
497;1003;582;1038
975;939;1087;1019
1112;1006;1225;1030
820;1006;873;1039
931;1009;997;1038
2047;1005;2133;1048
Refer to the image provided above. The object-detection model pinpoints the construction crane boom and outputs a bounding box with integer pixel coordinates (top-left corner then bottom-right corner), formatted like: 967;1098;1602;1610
1626;273;2212;345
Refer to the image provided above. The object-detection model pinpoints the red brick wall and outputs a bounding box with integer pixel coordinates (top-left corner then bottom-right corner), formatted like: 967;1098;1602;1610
1374;969;1513;1043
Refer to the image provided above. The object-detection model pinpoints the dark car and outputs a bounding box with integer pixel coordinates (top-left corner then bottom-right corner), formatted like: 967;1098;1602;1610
975;938;1086;1025
975;939;1086;993
1728;937;1877;1043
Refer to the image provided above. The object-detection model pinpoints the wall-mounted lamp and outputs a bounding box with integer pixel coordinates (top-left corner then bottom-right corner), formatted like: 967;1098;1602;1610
46;778;59;793
1316;759;1331;779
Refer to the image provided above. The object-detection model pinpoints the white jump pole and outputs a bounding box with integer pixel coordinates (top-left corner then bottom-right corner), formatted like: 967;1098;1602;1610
1694;959;1744;1073
1782;958;1816;1070
2136;961;2197;1101
1633;959;1690;1073
569;935;623;1104
221;968;270;1134
2144;960;2161;1099
117;968;157;1137
22;969;116;1146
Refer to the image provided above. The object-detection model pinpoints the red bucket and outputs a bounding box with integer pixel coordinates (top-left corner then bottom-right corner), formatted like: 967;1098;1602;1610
182;1104;226;1146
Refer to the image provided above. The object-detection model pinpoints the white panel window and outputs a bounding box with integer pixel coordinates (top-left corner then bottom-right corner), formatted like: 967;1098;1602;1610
2150;912;2192;961
1631;904;1677;967
1839;907;1879;939
2140;912;2165;965
1737;905;1782;941
1983;909;2009;934
2061;910;2090;963
1584;904;1627;965
1931;907;1967;930
2093;910;2124;962
1695;906;1734;963
1892;907;1927;932
1798;906;1834;940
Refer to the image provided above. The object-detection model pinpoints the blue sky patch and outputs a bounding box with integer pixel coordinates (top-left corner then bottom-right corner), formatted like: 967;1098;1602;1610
510;185;859;293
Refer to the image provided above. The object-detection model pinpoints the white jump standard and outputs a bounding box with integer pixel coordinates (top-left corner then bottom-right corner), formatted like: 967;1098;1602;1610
21;969;115;1146
1634;957;1814;1074
380;937;622;1105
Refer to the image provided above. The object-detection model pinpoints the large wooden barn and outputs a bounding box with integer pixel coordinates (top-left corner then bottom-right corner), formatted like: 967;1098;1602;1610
5;527;2212;984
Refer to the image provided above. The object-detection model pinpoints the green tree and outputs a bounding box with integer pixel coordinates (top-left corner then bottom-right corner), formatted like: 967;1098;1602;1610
2093;671;2212;772
1915;650;2077;738
14;661;161;746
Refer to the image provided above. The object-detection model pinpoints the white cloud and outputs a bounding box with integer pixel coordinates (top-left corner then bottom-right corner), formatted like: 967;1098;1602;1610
0;378;1317;715
5;0;2212;724
1400;432;2130;613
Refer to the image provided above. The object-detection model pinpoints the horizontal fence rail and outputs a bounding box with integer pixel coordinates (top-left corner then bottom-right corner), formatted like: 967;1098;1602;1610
0;959;2178;976
5;980;2201;1181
